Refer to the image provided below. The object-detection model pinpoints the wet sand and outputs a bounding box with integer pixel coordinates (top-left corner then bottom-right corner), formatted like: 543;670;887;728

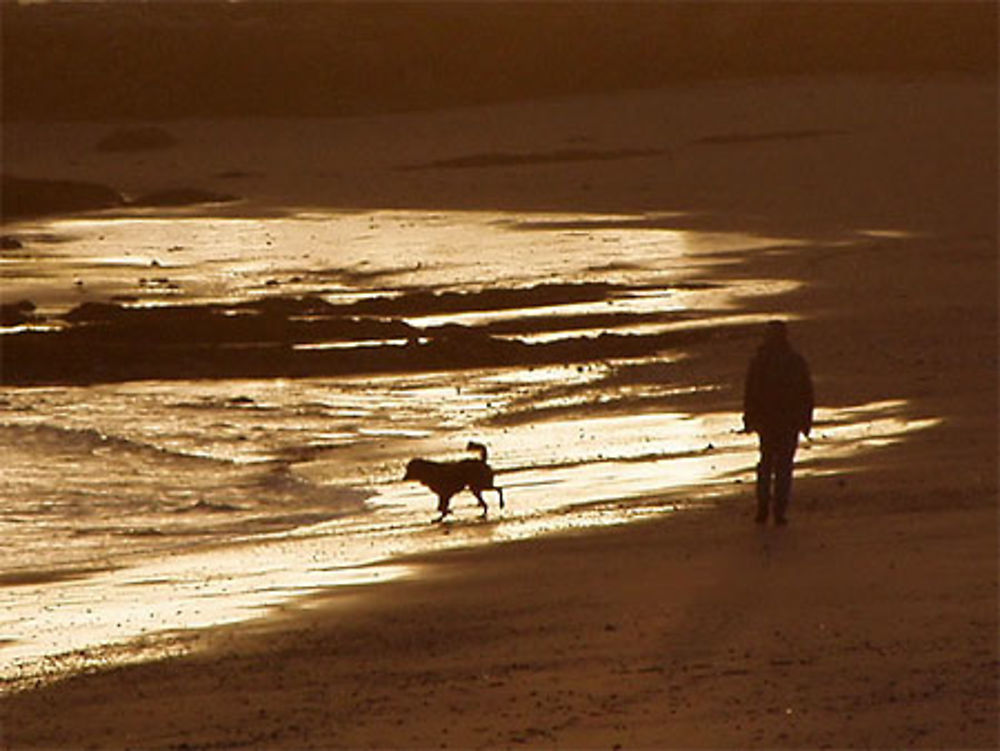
3;11;998;748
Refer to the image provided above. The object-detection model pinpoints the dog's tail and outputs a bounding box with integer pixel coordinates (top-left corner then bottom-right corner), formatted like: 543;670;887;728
466;440;488;461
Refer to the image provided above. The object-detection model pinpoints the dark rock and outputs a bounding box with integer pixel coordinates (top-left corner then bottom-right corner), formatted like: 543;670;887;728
0;300;37;326
64;301;126;323
1;175;125;220
242;295;336;317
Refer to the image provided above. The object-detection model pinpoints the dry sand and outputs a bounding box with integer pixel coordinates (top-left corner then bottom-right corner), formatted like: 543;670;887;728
2;28;997;751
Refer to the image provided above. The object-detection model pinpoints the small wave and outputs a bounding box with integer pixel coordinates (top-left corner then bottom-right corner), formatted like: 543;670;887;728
254;510;358;530
0;422;238;466
70;524;223;540
246;464;372;511
174;500;245;514
167;395;285;414
0;565;116;587
116;527;167;538
70;527;112;538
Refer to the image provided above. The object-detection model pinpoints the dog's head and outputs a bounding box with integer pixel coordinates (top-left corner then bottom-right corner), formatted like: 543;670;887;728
403;458;427;482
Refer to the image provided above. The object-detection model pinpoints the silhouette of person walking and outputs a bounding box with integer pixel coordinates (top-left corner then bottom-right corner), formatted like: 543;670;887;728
742;320;814;525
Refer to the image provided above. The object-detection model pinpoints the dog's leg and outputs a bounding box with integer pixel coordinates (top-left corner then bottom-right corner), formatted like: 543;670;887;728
492;485;505;509
472;489;488;518
433;493;453;523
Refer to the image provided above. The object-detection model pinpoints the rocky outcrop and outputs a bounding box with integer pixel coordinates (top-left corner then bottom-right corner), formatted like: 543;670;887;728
0;300;38;327
1;175;124;220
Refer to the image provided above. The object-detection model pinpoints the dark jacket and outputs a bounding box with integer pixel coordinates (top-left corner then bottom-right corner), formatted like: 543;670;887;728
743;339;814;435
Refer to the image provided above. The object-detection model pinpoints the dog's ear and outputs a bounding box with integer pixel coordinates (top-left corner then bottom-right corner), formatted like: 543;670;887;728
403;460;416;480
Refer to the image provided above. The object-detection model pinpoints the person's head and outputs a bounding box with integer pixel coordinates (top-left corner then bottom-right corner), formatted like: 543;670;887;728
763;319;789;345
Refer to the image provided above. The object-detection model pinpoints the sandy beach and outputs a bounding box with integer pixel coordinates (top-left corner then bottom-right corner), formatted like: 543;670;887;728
5;500;997;750
3;3;998;749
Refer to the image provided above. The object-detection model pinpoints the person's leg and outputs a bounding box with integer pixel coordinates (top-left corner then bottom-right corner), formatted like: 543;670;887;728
756;434;774;523
772;431;799;524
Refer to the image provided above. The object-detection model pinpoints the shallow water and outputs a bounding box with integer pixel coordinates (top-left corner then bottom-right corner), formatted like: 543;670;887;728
0;207;936;689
